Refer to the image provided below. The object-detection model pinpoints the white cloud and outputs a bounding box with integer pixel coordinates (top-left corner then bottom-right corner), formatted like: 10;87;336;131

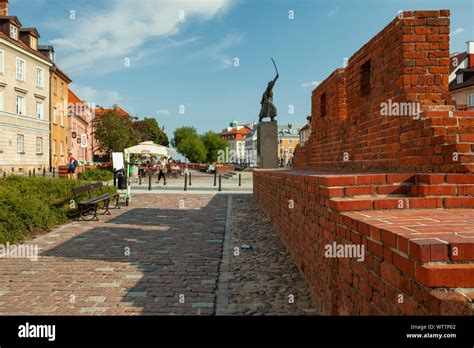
451;27;464;36
302;81;320;88
50;0;232;75
71;84;121;107
157;109;170;115
181;32;243;69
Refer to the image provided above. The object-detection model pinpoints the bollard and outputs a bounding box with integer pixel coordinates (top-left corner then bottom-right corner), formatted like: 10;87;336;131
29;170;31;177
218;175;222;192
184;174;188;191
113;173;117;187
43;168;46;177
189;172;192;186
53;168;55;178
3;172;5;178
33;168;36;177
239;173;241;187
148;173;152;191
139;175;142;186
214;171;217;186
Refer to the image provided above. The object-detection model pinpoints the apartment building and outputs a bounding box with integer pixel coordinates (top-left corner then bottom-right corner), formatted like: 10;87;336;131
39;45;72;171
0;3;52;174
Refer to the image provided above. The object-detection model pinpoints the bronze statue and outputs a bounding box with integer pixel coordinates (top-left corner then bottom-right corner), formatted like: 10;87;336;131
259;58;279;122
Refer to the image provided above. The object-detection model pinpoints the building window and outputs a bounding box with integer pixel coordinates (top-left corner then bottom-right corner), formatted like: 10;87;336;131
16;95;25;115
53;78;57;95
288;139;292;144
288;147;293;154
36;67;44;88
17;135;24;154
30;36;38;50
53;108;57;124
10;25;18;40
16;58;25;81
360;59;371;97
469;94;474;107
0;50;4;74
320;92;327;117
36;101;44;119
60;83;64;99
53;140;57;156
457;74;464;84
60;142;64;157
60;110;64;127
36;137;43;154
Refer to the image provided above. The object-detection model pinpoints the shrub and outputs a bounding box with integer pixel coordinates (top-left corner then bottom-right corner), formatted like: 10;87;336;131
80;168;113;182
0;176;117;245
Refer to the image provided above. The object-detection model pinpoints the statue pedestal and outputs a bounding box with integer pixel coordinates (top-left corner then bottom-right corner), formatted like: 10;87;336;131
257;122;278;169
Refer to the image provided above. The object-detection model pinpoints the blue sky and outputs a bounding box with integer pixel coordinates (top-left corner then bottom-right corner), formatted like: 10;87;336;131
9;0;474;138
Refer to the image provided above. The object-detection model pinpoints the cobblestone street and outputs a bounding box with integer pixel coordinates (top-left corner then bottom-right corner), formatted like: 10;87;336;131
0;193;318;315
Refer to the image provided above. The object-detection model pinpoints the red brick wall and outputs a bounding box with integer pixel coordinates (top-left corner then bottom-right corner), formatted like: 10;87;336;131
254;170;474;315
293;10;474;173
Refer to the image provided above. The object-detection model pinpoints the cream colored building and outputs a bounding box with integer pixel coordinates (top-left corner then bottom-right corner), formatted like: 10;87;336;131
0;14;52;174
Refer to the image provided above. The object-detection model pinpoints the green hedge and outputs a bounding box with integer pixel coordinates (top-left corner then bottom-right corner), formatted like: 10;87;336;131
0;176;117;245
80;168;114;182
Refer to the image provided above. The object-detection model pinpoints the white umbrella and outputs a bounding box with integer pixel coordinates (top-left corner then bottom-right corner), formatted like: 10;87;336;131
124;141;169;156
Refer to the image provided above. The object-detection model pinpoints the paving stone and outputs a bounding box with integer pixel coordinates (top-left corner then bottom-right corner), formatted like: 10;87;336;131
0;193;318;316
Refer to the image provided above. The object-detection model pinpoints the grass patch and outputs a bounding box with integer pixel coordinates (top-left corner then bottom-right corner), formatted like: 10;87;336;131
0;176;117;245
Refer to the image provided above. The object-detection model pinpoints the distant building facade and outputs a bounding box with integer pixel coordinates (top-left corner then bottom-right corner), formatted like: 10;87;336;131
68;89;93;162
221;120;253;165
39;45;72;170
278;123;304;166
299;116;312;146
450;41;474;110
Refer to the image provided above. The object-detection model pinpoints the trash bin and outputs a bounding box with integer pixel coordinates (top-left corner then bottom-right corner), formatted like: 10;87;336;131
118;175;128;190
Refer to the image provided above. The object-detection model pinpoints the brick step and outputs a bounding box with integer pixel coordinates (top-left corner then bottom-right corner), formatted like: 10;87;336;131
416;264;474;288
329;196;474;211
328;182;474;198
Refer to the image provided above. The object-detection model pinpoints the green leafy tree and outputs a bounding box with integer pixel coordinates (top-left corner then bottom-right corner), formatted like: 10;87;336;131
172;127;207;163
133;117;169;146
93;110;141;153
201;131;228;163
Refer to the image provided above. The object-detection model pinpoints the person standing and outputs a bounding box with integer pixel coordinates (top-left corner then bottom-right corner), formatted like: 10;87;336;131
67;155;77;179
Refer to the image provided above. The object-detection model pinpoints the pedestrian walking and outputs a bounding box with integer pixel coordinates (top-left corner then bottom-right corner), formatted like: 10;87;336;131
157;156;168;185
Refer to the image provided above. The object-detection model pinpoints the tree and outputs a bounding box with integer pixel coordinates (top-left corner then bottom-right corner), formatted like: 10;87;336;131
200;131;228;163
133;117;169;146
93;110;141;153
172;127;207;163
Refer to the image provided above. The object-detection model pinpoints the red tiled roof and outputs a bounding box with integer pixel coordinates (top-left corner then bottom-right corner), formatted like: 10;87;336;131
450;75;474;91
0;31;52;64
94;106;130;117
68;89;91;124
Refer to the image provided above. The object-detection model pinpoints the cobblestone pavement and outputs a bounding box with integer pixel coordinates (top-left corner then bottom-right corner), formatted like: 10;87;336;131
0;193;318;315
220;195;319;315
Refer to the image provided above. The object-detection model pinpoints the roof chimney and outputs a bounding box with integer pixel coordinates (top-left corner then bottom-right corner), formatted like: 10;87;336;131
468;41;474;68
0;0;8;16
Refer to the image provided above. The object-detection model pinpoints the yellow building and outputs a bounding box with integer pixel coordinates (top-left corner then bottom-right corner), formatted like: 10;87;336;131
278;123;303;166
39;45;72;170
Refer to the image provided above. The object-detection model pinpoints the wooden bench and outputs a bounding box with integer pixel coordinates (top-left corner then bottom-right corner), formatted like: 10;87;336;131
72;182;120;221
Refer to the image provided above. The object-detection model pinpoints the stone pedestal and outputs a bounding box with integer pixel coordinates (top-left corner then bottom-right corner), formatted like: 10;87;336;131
257;122;278;169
